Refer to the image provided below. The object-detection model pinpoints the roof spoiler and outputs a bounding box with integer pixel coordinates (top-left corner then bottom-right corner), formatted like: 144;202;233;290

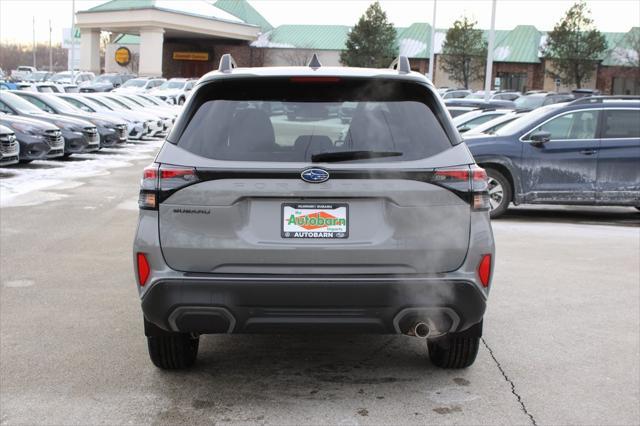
389;56;411;74
218;54;237;73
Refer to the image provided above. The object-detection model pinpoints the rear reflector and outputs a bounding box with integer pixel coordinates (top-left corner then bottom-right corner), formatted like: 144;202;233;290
478;254;492;287
137;253;150;286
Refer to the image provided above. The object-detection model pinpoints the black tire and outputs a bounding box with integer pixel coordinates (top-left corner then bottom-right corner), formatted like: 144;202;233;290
485;167;512;219
428;335;480;369
147;333;199;369
19;159;33;164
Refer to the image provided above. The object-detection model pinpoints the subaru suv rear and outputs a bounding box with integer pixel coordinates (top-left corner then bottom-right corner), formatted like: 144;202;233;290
133;55;495;370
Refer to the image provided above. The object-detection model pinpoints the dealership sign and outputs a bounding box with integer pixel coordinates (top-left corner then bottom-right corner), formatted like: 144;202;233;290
115;47;131;66
173;51;209;61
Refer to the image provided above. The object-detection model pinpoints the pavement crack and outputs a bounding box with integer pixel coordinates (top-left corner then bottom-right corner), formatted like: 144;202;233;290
482;338;537;426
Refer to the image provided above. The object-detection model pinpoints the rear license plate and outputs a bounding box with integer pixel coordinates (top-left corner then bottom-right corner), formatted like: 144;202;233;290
282;203;348;239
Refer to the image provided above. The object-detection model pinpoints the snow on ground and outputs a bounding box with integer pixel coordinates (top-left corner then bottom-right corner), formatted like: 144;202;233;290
0;138;163;208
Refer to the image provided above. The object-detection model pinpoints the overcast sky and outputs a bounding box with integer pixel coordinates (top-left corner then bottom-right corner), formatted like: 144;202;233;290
0;0;638;44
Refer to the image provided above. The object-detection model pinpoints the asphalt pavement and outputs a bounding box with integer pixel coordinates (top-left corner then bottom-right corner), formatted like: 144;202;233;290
0;145;638;425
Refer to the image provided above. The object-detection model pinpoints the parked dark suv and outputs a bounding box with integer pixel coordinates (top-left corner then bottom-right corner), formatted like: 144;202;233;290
133;55;495;370
465;97;640;217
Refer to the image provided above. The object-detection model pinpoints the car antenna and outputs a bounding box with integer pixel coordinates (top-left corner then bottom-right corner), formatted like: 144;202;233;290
218;54;237;73
308;53;322;70
389;56;411;74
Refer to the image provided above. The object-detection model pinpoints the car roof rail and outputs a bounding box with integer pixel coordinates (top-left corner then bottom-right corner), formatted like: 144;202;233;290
389;56;411;74
568;95;640;105
307;53;322;69
218;54;237;74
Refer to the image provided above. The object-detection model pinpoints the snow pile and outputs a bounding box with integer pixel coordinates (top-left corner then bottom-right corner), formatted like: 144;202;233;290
0;139;163;208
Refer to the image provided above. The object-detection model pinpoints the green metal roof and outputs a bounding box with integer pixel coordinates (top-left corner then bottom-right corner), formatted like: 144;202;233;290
214;0;272;31
112;34;140;44
83;0;248;25
256;25;351;50
491;25;542;63
600;28;639;66
86;0;154;12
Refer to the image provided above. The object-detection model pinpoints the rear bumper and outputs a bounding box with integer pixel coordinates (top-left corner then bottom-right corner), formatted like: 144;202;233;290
141;276;486;336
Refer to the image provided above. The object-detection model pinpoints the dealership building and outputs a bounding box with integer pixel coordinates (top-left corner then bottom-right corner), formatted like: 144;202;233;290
75;0;640;94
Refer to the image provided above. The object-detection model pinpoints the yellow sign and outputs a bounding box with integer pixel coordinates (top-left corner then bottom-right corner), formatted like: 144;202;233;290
173;51;209;61
114;47;131;66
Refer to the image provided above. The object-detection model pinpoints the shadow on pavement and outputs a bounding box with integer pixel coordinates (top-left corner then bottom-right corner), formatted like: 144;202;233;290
500;205;639;227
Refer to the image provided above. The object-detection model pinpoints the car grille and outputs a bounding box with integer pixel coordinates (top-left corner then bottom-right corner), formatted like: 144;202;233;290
84;127;99;145
43;129;64;149
0;133;19;156
115;124;127;140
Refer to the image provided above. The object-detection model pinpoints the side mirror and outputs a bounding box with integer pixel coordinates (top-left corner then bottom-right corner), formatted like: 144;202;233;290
457;125;471;133
530;131;551;144
113;83;121;88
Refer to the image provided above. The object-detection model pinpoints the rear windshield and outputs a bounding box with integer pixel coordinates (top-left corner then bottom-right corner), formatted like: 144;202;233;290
170;77;455;162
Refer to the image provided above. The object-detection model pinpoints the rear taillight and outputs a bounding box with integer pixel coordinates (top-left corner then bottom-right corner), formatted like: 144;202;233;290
477;254;492;287
138;163;198;210
136;252;150;286
430;165;490;211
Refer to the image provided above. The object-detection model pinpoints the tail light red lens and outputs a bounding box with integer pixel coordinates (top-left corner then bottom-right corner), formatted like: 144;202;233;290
136;252;150;286
430;165;490;211
138;163;198;210
478;254;492;287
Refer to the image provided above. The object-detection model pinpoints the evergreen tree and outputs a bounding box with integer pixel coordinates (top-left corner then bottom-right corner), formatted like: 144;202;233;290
340;2;397;68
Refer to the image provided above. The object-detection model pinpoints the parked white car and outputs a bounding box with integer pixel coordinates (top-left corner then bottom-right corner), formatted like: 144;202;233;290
147;78;196;105
112;77;166;94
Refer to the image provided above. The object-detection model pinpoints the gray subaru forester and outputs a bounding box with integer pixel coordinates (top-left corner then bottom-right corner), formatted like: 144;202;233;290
133;55;495;370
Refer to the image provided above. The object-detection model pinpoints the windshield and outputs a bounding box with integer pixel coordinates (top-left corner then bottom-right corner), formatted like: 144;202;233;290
138;95;162;105
51;72;71;82
158;81;185;90
30;72;48;81
0;92;46;113
514;95;545;110
494;104;562;136
173;78;453;163
94;75;115;83
85;96;115;111
40;94;82;113
106;95;136;109
122;79;147;88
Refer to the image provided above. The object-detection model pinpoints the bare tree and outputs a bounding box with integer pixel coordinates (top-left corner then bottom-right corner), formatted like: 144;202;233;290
278;48;314;66
622;27;640;68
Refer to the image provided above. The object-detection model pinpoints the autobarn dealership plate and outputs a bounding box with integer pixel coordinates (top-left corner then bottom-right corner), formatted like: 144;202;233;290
281;203;348;239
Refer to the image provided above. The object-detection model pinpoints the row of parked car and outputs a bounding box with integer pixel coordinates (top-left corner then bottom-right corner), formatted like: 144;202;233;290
0;90;181;166
440;94;640;217
1;69;197;106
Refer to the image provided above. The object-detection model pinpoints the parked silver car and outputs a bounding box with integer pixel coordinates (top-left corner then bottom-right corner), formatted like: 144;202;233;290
133;55;495;370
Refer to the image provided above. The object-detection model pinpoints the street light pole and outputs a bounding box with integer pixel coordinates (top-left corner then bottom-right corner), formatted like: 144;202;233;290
32;16;36;68
70;0;75;74
49;20;53;72
483;0;497;102
427;0;437;81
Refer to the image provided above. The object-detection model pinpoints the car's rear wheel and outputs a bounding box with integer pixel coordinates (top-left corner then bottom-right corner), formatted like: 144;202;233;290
147;333;199;369
485;167;512;219
428;335;480;369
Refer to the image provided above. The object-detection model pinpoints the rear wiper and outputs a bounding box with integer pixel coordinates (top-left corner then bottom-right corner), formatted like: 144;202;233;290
311;150;402;163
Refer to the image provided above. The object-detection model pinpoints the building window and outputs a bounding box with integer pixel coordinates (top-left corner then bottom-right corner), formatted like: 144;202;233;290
612;77;640;95
497;72;528;92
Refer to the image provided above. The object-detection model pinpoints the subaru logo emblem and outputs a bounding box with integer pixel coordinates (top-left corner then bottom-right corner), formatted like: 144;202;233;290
301;168;329;183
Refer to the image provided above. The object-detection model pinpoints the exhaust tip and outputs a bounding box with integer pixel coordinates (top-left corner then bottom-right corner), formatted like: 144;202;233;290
409;322;430;339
